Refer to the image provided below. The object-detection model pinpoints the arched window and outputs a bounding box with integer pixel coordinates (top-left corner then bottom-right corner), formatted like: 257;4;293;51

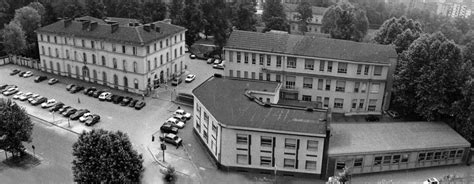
56;63;61;75
113;74;118;89
123;77;128;89
123;60;127;72
50;61;53;72
75;66;80;79
134;79;139;89
154;58;157;69
92;54;96;64
83;52;87;62
166;53;169;62
102;56;106;66
113;58;117;69
147;60;151;72
93;70;97;83
55;48;59;57
43;60;47;71
102;72;107;85
160;55;163;65
133;62;137;73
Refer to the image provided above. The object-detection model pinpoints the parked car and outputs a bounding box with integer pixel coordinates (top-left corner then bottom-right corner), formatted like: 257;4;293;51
84;87;97;95
134;101;146;110
185;74;196;83
206;58;215;64
58;105;72;113
3;87;19;96
62;108;77;117
12;91;24;99
79;112;92;122
365;115;380;122
160;123;179;134
48;78;59;85
213;59;222;65
34;76;48;83
27;94;40;102
112;95;124;104
171;78;182;86
1;85;16;93
86;88;97;96
70;109;90;120
159;133;183;146
106;94;116;102
85;114;100;126
18;92;33;101
166;117;185;129
423;178;439;184
18;71;26;77
49;102;65;112
385;110;400;119
66;84;76;91
0;84;9;91
173;114;187;123
175;109;192;120
31;97;47;106
129;99;138;108
213;60;225;69
189;54;196;59
71;86;84;94
92;90;104;98
120;97;133;106
23;71;33;78
10;69;20;76
41;99;57;108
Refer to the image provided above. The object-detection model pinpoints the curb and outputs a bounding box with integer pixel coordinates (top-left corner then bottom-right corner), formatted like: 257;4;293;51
28;114;80;135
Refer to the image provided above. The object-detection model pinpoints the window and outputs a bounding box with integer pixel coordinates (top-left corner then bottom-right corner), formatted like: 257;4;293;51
287;57;296;68
74;51;77;61
327;61;333;72
285;76;295;89
266;73;270;81
91;41;95;49
48;47;51;56
81;39;85;47
357;64;362;75
374;66;382;76
65;37;67;45
123;60;127;71
147;60;151;71
456;150;464;158
251;72;256;79
260;156;272;167
166;53;169;61
237;134;248;144
133;47;136;55
160;41;163;48
361;82;367;93
229;70;233;77
40;34;43;41
147;46;150;54
434;152;441;160
259;73;263;80
211;123;218;133
354;158;363;167
325;79;331;91
334;98;344;109
261;136;272;147
160;55;163;65
55;48;59;57
392;155;401;164
316;96;322;107
449;150;456;158
336;161;346;169
284;159;295;168
359;99;365;109
237;154;248;164
92;54;96;64
154;43;157;51
324;97;329;108
383;156;392;165
102;56;106;66
319;60;325;71
276;56;282;67
203;112;209;127
259;54;264;65
307;140;318;151
251;53;256;64
276;74;281;82
154;58;157;69
47;35;50;42
305;161;317;170
66;50;69;59
303;77;313;88
229;51;233;62
401;154;409;163
354;82;360;93
368;99;377;111
236;70;241;78
426;152;434;161
302;95;312;101
305;59;314;70
336;81;345;92
418;153;426;162
318;79;323;90
244;53;248;64
237;52;241;63
374;156;382;166
267;55;271;66
352;99;357;109
370;83;380;93
134;79;139;89
83;53;87;62
285;138;296;149
133;62;137;73
442;151;449;159
364;65;370;75
337;62;347;73
41;46;45;55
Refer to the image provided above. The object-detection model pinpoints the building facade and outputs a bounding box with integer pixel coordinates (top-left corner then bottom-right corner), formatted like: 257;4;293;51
193;76;330;178
37;17;186;94
223;30;397;115
283;3;327;35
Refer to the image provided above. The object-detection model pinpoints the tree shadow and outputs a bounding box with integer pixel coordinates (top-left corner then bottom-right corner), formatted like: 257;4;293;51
0;153;41;170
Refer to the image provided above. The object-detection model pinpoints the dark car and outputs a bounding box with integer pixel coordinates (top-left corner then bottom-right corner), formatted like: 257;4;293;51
160;123;179;134
62;108;77;117
120;97;132;106
365;115;380;122
66;84;76;91
31;97;47;106
135;101;146;110
86;88;97;96
85;115;101;126
58;106;71;113
34;76;48;83
112;95;124;104
159;133;183;146
10;69;20;76
83;87;97;95
129;99;138;108
70;109;90;120
92;90;105;98
49;102;65;112
71;86;84;94
171;78;182;86
18;71;26;77
106;94;117;102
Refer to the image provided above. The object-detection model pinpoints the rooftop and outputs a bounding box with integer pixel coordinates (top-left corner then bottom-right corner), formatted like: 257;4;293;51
37;17;186;45
225;30;397;64
75;16;140;26
193;76;328;135
329;122;471;156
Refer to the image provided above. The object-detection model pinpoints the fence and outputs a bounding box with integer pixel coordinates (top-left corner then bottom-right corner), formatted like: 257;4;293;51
0;55;40;69
0;55;11;66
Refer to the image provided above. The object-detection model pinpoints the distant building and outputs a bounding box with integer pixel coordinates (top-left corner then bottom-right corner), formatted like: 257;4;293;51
282;3;327;35
36;16;186;94
223;30;398;115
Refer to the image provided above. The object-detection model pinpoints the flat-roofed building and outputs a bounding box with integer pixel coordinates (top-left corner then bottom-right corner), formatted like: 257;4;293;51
326;122;471;177
36;16;186;94
192;76;330;178
223;30;398;115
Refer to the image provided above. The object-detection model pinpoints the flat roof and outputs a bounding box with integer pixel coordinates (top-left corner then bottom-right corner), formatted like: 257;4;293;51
193;77;328;135
329;122;471;156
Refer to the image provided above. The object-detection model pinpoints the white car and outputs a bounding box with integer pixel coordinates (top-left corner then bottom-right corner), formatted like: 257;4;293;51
23;71;33;78
12;91;24;99
98;92;112;101
423;178;439;184
28;94;40;102
185;74;196;83
79;112;92;122
19;92;33;101
166;117;185;129
41;99;57;108
2;87;19;96
175;109;191;120
213;60;225;69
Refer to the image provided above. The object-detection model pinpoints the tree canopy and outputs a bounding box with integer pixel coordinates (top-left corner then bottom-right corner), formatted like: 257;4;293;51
321;2;369;42
169;0;184;25
12;6;40;43
295;1;312;34
233;1;257;32
72;129;144;183
85;0;106;19
0;98;33;156
262;0;288;32
140;2;167;23
373;16;423;53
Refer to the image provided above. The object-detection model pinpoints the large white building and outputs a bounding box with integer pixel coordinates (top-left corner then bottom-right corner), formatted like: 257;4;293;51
36;16;186;94
223;30;398;115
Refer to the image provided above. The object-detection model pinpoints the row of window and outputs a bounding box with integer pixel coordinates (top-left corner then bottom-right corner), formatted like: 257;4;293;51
228;51;384;76
236;154;317;170
417;150;464;162
236;134;319;151
299;95;378;111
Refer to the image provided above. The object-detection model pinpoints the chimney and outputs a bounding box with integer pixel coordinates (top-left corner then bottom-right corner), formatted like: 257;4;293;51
129;22;134;27
143;24;151;32
64;18;73;28
155;26;161;33
150;23;155;30
89;21;98;31
81;20;91;30
111;23;119;33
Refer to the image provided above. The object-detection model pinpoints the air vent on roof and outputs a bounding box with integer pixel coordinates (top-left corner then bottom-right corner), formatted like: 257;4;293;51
143;24;151;32
81;20;91;30
89;21;98;31
150;23;155;30
214;73;222;78
111;23;119;33
155;26;161;33
63;18;73;28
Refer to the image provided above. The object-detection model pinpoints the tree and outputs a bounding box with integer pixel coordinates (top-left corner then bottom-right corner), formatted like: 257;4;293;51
12;6;41;43
60;1;84;19
393;32;467;121
451;74;474;145
140;2;167;23
463;40;474;63
0;98;34;157
27;1;45;18
72;129;144;183
1;21;26;54
295;1;312;34
200;1;214;38
85;0;106;19
321;2;369;42
206;0;231;49
439;21;463;44
454;17;470;34
116;0;140;19
374;16;423;53
262;16;288;32
262;0;285;23
176;0;203;47
233;1;257;31
42;2;57;26
168;0;183;25
0;0;10;29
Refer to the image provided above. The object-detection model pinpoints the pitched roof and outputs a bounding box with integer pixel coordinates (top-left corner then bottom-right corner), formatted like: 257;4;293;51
37;19;186;45
225;30;397;64
193;77;328;135
283;3;327;15
329;122;471;156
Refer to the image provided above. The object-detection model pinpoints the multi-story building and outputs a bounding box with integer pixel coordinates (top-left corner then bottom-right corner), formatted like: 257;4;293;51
283;3;327;35
192;76;330;178
36;16;186;94
223;30;398;115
